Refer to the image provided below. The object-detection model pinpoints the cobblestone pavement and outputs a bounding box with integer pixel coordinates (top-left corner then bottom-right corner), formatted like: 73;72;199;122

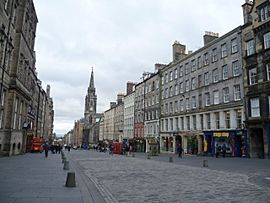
68;151;270;203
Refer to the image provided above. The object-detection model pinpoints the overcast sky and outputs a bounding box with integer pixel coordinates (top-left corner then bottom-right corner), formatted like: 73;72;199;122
33;0;245;136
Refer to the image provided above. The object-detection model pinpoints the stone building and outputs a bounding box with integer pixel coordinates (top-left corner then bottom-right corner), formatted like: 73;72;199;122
43;85;54;143
0;0;53;156
73;118;84;147
160;28;246;157
242;0;270;158
114;94;124;142
144;66;163;153
103;102;116;142
134;80;146;152
123;82;135;144
83;68;97;145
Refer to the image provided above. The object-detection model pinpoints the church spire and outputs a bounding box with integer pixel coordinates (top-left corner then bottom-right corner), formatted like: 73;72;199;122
89;67;95;90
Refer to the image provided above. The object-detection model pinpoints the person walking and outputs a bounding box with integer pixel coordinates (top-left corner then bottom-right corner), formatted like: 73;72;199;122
178;144;183;158
43;143;49;158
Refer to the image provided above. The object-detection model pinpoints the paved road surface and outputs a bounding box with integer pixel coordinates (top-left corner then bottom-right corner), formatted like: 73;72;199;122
1;150;270;203
68;150;270;203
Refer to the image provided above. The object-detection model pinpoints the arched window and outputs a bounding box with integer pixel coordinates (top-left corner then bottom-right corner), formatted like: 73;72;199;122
17;142;21;150
0;144;2;151
12;143;16;150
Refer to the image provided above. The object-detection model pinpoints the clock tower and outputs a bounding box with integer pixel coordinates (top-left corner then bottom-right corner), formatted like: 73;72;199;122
83;68;97;144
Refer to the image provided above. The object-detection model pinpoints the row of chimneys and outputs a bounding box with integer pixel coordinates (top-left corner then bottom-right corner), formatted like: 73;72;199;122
172;30;219;62
172;0;254;62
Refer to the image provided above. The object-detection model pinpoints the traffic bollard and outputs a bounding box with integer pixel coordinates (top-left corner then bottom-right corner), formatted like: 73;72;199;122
65;172;76;187
63;160;70;170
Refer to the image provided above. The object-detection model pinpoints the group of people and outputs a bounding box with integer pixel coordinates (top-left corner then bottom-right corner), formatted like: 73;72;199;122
215;144;227;158
42;143;63;158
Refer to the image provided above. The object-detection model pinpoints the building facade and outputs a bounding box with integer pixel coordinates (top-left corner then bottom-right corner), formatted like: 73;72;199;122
144;72;160;153
103;104;116;142
160;28;246;157
0;0;53;156
242;0;270;158
114;95;124;142
134;81;145;152
123;91;135;142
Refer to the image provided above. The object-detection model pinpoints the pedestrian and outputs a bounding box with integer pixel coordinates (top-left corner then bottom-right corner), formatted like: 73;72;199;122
222;144;227;158
43;143;49;158
178;144;183;158
215;144;220;158
67;145;71;152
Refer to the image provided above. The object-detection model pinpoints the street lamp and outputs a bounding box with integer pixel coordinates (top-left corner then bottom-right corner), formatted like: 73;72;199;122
22;121;30;154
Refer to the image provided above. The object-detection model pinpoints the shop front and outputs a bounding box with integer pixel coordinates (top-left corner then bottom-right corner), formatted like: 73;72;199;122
160;133;174;153
203;130;248;158
134;138;146;152
146;137;159;155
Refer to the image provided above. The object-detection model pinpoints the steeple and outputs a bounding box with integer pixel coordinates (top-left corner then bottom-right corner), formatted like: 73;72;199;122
89;67;95;90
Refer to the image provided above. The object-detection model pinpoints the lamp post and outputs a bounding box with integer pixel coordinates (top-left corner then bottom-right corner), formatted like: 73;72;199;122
22;121;30;154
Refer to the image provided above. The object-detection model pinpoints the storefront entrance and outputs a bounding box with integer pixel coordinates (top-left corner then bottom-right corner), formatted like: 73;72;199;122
187;136;198;154
250;128;264;158
203;130;248;158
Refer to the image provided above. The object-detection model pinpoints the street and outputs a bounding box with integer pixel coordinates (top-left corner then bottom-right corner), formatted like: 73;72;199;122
1;150;270;203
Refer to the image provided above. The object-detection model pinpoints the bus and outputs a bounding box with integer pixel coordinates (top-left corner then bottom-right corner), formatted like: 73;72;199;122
31;137;44;153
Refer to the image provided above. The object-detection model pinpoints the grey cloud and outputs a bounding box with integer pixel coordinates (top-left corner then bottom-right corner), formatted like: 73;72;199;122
34;0;244;135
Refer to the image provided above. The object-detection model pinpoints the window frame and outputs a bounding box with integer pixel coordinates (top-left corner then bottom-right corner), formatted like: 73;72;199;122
231;38;238;54
234;84;241;101
221;43;228;58
246;39;255;56
249;68;257;85
250;97;260;117
263;32;270;50
223;87;230;103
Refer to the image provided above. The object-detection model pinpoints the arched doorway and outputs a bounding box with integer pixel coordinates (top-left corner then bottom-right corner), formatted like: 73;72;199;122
250;128;264;158
175;135;182;153
187;136;198;154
